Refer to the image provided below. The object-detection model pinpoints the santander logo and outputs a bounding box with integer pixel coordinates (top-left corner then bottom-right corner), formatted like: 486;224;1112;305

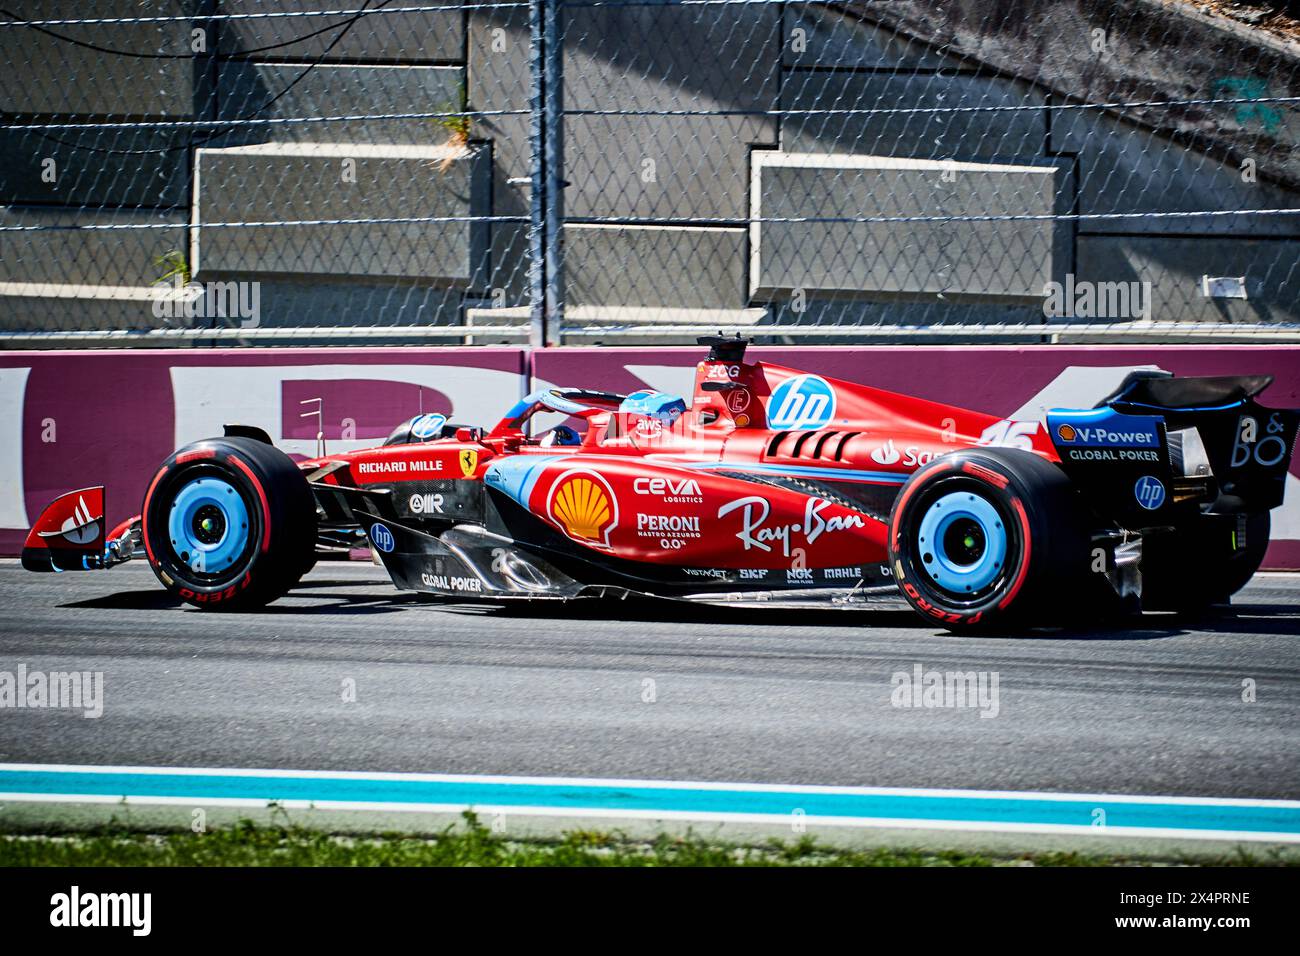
870;440;902;465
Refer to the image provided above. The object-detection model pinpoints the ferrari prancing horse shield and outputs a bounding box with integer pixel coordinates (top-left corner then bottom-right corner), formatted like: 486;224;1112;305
459;449;478;478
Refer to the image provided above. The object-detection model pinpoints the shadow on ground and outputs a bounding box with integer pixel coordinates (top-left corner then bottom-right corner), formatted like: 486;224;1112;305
58;579;1300;640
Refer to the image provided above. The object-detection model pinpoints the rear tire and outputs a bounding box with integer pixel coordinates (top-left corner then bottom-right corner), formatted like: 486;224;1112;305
1140;510;1269;612
888;449;1090;631
141;437;316;610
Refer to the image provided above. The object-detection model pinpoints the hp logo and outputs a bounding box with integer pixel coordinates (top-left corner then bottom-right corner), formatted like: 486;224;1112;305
767;375;836;431
1133;476;1166;511
369;523;396;553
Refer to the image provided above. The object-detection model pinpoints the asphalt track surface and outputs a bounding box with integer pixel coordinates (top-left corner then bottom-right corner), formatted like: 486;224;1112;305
0;560;1297;801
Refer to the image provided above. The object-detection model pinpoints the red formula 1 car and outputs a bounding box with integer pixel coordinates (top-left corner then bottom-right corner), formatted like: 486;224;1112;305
21;337;1299;630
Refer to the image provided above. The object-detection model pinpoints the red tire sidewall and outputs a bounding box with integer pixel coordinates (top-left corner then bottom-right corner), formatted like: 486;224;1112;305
142;442;276;607
889;453;1042;628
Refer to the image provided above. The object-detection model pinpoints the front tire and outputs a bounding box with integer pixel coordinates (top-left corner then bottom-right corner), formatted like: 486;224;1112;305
888;448;1089;631
142;437;315;610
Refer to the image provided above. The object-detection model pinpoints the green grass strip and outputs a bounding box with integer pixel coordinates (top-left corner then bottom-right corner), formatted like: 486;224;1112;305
1;812;1295;867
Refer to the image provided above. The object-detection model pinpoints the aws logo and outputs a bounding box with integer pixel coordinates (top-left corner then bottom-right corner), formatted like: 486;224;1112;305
767;375;836;430
547;469;618;549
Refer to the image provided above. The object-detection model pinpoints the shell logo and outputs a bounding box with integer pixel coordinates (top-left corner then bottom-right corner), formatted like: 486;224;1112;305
1057;423;1078;442
547;469;618;548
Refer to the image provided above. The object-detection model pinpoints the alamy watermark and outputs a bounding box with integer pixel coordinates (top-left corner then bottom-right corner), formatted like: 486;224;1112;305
152;279;261;328
50;886;150;936
1042;275;1152;320
890;663;1000;718
0;665;104;718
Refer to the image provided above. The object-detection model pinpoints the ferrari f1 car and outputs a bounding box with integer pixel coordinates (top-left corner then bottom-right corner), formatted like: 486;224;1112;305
21;337;1299;630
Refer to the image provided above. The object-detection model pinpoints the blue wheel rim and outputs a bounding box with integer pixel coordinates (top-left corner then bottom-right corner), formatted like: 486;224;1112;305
166;476;251;574
916;491;1007;595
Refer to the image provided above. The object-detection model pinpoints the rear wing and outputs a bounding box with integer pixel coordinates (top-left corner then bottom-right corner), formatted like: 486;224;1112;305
1104;372;1298;512
1046;371;1296;525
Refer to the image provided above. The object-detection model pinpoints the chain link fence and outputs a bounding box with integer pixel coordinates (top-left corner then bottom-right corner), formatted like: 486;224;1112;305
1;0;1298;346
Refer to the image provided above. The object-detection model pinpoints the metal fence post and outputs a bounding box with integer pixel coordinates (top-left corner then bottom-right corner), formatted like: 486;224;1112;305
192;0;220;327
529;0;565;348
543;0;566;345
528;0;547;348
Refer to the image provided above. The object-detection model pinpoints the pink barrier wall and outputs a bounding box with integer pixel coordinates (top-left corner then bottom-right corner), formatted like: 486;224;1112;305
0;348;529;556
1;344;1297;567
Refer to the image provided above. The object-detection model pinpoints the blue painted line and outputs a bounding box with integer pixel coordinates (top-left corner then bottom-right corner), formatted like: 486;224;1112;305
1116;399;1247;413
688;462;908;486
1;767;1297;837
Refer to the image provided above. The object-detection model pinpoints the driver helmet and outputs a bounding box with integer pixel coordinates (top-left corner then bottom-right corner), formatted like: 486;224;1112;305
540;424;582;447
